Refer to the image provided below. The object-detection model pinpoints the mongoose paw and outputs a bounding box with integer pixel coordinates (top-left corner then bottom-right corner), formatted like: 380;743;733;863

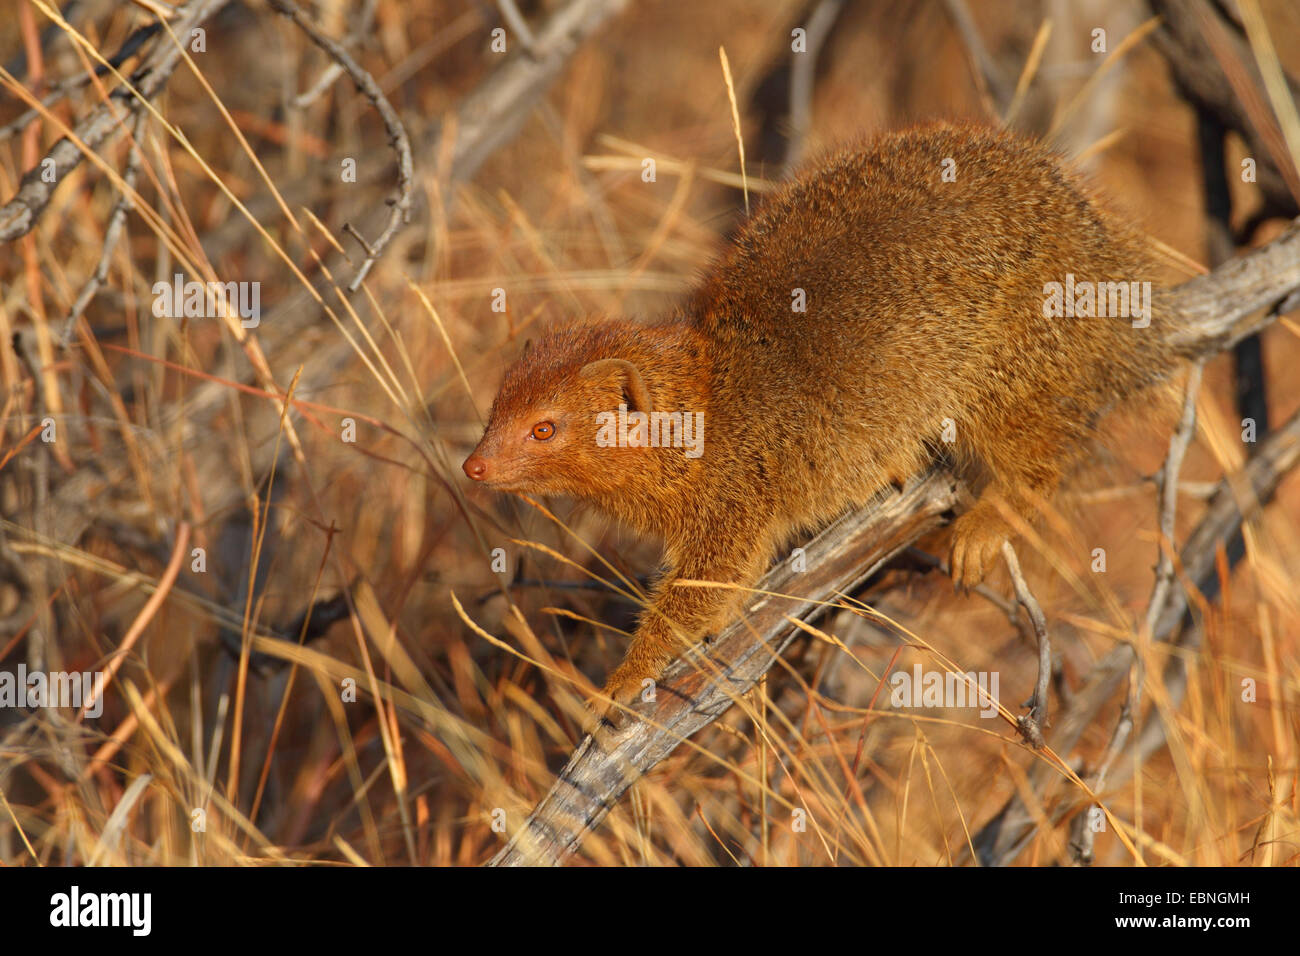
949;502;1011;592
585;663;660;732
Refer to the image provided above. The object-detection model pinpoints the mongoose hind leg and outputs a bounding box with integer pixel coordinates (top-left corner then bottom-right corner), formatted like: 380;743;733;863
949;419;1069;591
949;491;1019;591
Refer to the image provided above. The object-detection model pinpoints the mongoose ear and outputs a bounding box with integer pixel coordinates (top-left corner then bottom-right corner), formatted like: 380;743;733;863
579;358;653;415
521;338;533;358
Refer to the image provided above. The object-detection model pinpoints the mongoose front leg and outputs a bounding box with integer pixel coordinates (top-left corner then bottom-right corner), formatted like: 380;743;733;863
594;551;767;724
596;612;683;720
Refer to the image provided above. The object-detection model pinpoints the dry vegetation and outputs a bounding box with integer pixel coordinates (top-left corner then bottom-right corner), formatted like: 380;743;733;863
0;0;1298;867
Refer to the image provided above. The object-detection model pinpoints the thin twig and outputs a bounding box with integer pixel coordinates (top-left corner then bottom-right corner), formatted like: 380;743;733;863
59;110;151;346
496;0;538;55
1068;361;1203;864
1000;541;1050;748
1144;362;1205;639
942;0;1012;113
266;0;413;293
290;0;379;110
0;21;163;142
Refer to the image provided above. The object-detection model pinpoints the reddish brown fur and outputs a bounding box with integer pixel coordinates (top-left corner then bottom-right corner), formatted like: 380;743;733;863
464;123;1184;715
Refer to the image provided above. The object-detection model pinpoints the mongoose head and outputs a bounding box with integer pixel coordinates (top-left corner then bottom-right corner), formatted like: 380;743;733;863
463;325;653;497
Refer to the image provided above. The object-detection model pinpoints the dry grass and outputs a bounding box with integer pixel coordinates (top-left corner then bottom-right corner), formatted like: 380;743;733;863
0;0;1297;867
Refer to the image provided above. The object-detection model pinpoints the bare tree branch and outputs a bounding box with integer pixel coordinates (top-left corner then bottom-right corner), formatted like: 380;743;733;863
490;471;961;866
0;20;163;143
266;0;413;292
783;0;845;174
290;0;378;110
434;0;631;186
59;110;151;345
0;0;233;243
943;0;1013;114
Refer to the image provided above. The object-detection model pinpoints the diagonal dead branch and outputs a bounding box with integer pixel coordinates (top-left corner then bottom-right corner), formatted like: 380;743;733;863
490;472;961;866
942;0;1013;115
783;0;846;174
0;20;163;143
432;0;632;186
59;110;152;346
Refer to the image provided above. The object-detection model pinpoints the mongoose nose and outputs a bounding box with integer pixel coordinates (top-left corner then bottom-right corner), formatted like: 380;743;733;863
463;454;489;481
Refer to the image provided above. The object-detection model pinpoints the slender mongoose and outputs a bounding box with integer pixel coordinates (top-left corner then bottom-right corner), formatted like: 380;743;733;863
463;122;1186;716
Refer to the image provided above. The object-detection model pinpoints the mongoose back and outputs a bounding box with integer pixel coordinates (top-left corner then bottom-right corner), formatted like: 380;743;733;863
464;123;1185;714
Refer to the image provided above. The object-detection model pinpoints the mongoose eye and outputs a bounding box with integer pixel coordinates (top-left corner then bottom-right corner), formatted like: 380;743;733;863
530;421;555;441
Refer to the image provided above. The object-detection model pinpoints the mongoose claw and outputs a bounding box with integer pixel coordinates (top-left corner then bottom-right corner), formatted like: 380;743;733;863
949;502;1011;592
